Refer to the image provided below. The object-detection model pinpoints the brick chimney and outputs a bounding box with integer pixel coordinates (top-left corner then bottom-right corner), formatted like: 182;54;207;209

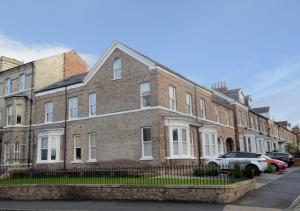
212;82;228;93
0;56;23;71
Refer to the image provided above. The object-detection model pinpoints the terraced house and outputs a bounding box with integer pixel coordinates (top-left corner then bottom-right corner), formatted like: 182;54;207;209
0;41;297;168
0;53;88;166
32;41;296;168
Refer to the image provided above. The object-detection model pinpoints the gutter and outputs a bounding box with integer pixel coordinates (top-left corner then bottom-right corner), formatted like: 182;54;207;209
27;62;34;167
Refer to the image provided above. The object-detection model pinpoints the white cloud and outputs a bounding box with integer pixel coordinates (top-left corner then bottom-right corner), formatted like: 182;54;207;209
253;58;300;126
0;34;97;66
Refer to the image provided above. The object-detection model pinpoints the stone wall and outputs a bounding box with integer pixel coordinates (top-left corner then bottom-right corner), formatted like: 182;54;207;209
0;180;255;203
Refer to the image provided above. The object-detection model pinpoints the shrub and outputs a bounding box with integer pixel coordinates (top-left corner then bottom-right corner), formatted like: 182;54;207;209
265;164;273;173
243;166;255;179
229;164;243;179
193;166;220;177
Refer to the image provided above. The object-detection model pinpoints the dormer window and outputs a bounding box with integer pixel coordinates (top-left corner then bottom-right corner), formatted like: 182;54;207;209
113;59;122;80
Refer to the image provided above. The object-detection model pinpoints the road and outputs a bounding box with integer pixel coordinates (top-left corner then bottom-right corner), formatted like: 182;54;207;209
234;167;300;209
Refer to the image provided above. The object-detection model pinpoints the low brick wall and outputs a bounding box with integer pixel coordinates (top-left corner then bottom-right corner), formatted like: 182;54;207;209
294;158;300;166
0;180;255;203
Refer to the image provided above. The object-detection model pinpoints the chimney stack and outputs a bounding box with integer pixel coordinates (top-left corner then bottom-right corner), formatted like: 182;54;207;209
212;81;228;93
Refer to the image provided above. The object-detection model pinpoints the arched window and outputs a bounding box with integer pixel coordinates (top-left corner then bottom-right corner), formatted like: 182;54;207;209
113;59;122;79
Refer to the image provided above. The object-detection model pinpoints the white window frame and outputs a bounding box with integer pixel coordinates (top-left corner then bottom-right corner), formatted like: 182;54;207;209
37;131;62;163
215;105;220;123
14;142;20;162
113;58;122;80
45;102;54;123
225;110;230;126
5;79;11;95
73;135;81;161
16;105;22;125
201;130;218;158
169;86;176;111
140;82;151;108
88;133;97;161
4;143;10;164
200;98;206;119
141;127;153;160
217;138;224;156
6;105;12;126
19;74;26;91
69;97;78;119
89;93;97;117
186;93;192;115
168;126;193;158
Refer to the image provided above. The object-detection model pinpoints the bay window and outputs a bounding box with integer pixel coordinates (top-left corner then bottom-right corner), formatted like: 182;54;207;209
16;105;22;125
37;132;62;163
169;126;192;158
202;131;218;157
217;138;224;155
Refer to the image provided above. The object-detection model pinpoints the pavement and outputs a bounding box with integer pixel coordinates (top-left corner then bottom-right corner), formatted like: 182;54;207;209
232;166;300;209
0;167;299;211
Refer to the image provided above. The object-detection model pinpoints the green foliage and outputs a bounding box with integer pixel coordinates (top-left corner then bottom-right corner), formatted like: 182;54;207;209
229;164;243;179
243;165;255;179
285;143;299;153
194;166;220;177
265;164;273;173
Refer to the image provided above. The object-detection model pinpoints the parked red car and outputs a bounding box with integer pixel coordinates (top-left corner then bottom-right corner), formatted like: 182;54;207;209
262;155;288;172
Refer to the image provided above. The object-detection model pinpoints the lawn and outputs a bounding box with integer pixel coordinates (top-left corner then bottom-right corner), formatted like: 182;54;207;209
0;177;230;186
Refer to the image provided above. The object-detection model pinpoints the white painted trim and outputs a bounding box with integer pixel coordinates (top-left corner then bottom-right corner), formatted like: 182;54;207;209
71;160;83;164
140;157;153;161
165;157;197;160
86;159;97;163
36;160;64;164
84;41;156;83
0;88;34;99
31;106;235;130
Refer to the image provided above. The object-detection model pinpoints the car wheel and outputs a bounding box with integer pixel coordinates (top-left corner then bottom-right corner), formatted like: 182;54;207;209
271;164;278;172
246;164;260;177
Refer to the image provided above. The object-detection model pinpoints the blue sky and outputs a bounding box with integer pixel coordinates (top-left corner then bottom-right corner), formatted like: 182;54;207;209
0;0;299;125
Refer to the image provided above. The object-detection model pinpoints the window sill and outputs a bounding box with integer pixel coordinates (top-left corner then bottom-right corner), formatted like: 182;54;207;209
36;160;64;164
112;78;122;81
86;159;97;163
165;157;197;160
71;160;83;164
140;157;153;161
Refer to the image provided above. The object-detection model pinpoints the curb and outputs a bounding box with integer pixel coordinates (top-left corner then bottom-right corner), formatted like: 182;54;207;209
288;194;300;210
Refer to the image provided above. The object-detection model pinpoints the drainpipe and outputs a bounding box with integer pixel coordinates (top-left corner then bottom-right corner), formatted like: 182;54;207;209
27;62;34;167
194;84;203;166
63;86;68;170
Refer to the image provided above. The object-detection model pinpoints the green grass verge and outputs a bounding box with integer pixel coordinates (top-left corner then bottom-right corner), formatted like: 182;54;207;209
0;177;230;186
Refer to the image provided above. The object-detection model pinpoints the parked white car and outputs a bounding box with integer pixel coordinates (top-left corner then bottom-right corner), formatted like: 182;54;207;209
205;152;268;176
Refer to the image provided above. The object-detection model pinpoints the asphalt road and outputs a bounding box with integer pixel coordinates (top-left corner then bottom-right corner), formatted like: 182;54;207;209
0;200;225;211
234;167;300;209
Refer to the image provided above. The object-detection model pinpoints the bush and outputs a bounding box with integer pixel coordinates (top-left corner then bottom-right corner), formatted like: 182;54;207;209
229;164;243;179
243;166;255;179
265;164;273;173
194;166;220;177
285;143;300;153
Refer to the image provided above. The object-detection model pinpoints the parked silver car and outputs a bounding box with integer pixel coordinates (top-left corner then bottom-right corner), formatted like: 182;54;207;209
205;152;268;176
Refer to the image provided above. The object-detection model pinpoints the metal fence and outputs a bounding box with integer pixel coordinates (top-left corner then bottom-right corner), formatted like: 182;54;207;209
0;163;254;186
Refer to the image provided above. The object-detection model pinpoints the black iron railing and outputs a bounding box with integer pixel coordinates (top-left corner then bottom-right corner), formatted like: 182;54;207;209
0;163;255;186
